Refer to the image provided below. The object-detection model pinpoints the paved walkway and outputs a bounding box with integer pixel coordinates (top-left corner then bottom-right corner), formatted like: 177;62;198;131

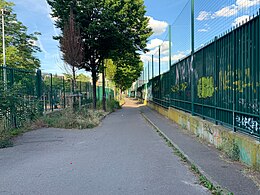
140;102;260;195
0;99;209;195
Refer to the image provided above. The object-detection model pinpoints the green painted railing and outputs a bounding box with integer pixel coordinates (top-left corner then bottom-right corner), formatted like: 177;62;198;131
139;14;260;139
0;67;113;130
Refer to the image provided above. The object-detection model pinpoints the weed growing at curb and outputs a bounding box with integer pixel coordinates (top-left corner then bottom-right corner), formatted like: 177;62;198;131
140;112;233;195
219;139;240;161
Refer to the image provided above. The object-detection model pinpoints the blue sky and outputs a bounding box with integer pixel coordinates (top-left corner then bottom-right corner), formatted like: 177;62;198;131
10;0;260;76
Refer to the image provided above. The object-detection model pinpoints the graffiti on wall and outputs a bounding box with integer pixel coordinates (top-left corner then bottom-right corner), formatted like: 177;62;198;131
197;76;214;98
238;98;259;114
171;82;188;93
147;85;153;101
235;114;260;134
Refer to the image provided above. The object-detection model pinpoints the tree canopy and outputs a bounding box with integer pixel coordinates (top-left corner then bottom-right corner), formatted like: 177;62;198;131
106;53;143;91
48;0;152;107
0;0;41;70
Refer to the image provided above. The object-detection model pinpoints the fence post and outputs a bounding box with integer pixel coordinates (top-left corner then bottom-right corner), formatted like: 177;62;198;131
214;37;218;125
159;46;161;105
258;10;260;139
152;55;154;78
191;0;195;115
10;68;17;128
63;76;66;108
169;24;172;70
36;69;42;99
159;46;161;76
148;61;150;81
102;60;106;112
36;69;43;116
232;28;236;132
50;73;53;111
143;69;145;85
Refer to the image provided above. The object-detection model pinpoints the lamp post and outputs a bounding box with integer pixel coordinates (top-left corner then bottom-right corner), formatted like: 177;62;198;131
1;8;8;86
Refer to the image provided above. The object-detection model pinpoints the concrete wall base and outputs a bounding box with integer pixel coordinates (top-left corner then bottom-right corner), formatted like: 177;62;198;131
148;101;260;170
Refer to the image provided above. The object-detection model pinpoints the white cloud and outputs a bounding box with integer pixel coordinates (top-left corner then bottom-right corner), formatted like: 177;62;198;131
198;24;210;32
36;35;48;55
213;5;239;18
141;54;151;62
172;52;187;61
147;16;168;36
158;52;187;62
145;40;171;56
160;56;170;62
147;38;163;49
197;11;211;21
197;0;260;21
161;41;171;55
236;0;260;8
141;50;188;65
198;29;209;32
232;15;250;26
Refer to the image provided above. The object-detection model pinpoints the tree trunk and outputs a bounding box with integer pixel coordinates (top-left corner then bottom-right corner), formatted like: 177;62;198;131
72;66;76;109
92;70;97;109
120;88;122;100
102;61;106;112
72;66;76;92
114;86;117;100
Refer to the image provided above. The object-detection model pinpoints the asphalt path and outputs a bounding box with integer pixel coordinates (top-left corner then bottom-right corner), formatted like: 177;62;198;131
0;99;209;195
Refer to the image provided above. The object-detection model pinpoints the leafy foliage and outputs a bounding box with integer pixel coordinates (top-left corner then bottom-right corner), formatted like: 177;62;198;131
76;73;91;82
0;80;41;131
106;53;143;91
47;0;152;108
0;0;41;70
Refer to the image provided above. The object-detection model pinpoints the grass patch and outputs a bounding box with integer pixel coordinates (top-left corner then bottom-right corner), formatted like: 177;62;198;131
0;105;114;148
42;108;107;129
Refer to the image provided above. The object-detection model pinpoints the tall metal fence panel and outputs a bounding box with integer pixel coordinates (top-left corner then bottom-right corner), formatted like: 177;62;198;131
0;67;40;129
139;14;260;139
0;67;113;130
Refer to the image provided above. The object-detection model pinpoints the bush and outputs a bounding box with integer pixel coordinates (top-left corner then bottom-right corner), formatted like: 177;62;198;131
107;99;121;111
42;107;107;129
97;99;121;112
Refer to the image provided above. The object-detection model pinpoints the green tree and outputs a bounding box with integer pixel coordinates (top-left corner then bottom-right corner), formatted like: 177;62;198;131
0;0;41;70
76;73;90;83
47;0;152;108
113;52;143;92
105;59;116;82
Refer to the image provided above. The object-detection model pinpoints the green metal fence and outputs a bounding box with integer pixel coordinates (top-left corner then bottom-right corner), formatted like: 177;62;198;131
139;13;260;139
0;67;113;130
